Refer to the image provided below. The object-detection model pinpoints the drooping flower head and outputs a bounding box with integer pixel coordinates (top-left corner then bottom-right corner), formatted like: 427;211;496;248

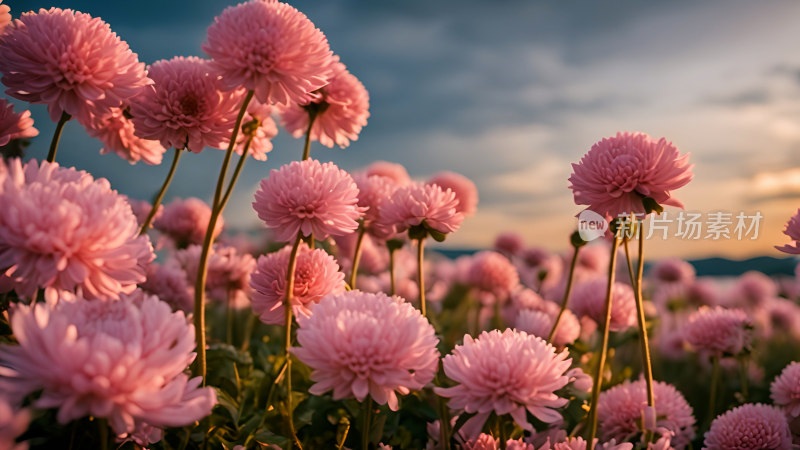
86;106;166;165
0;159;154;300
683;306;752;358
0;8;151;125
252;159;363;242
568;132;693;218
466;251;520;303
703;403;791;450
152;197;223;249
378;182;464;241
130;56;243;152
176;244;255;308
250;242;345;324
771;361;800;418
776;209;800;255
280;59;369;148
291;290;440;410
203;0;334;106
0;291;217;437
428;171;479;217
435;329;571;434
0;98;38;146
570;278;636;332
597;379;696;449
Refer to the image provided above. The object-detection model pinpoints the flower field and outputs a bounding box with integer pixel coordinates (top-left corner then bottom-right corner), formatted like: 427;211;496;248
1;1;800;449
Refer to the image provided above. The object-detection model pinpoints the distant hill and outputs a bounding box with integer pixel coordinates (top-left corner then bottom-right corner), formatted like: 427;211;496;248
432;249;798;277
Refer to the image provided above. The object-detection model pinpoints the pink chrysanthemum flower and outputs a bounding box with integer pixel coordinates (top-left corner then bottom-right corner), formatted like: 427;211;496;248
466;251;520;303
704;403;791;450
684;306;752;358
517;247;563;292
0;290;217;437
0;1;10;32
176;244;255;308
547;437;634;450
428;171;478;217
0;159;153;300
570;278;636;332
0;8;150;125
435;329;571;434
226;101;278;161
0;394;29;450
203;0;334;106
0;98;38;147
597;379;696;449
776;209;800;255
493;231;525;258
568;132;693;218
352;172;400;239
250;242;345;324
87;107;166;165
334;231;389;277
365;160;411;185
730;270;776;307
291;290;439;410
771;361;800;418
252;159;363;242
650;257;695;286
516;307;580;348
152;197;223;249
140;260;193;313
280;59;369;148
130;56;242;152
378;182;464;239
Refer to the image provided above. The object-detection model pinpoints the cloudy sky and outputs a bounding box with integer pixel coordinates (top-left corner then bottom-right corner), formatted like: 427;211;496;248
11;0;800;259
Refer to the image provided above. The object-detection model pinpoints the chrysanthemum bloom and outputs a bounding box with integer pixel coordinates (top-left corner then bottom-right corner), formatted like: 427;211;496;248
252;159;363;242
568;132;693;218
0;395;29;450
86;107;166;165
510;288;545;312
226;101;278;161
493;231;525;258
428;171;478;217
0;290;217;437
597;379;695;449
250;242;345;324
365;160;411;185
0;8;150;125
776;209;800;254
466;251;520;303
517;247;563;292
0;98;38;147
704;403;791;450
130;56;242;152
280;59;369;148
547;437;634;450
352;172;399;239
333;232;389;276
203;0;334;106
378;182;464;240
684;306;752;358
435;329;571;434
756;298;800;340
176;244;255;308
291;290;439;410
729;270;776;307
570;278;636;332
140;260;193;313
152;197;223;248
0;159;153;300
516;307;580;348
771;361;800;418
0;1;10;32
650;258;695;286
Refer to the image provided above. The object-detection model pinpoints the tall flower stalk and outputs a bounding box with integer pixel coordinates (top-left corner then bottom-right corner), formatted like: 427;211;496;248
139;147;183;235
548;231;584;342
46;112;70;163
193;89;254;382
283;232;304;449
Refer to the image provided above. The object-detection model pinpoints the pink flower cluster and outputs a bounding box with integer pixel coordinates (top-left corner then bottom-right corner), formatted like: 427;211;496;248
0;98;38;147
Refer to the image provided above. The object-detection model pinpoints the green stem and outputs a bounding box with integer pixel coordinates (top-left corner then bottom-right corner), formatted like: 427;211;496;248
139;147;183;235
548;245;581;343
301;110;318;161
226;288;234;346
389;246;397;296
707;356;720;430
361;397;373;450
218;136;253;212
46;111;70;163
740;356;749;401
585;234;620;449
349;225;366;289
284;232;304;449
435;368;452;450
97;418;108;450
623;231;655;440
193;90;254;383
498;414;508;450
417;237;427;318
